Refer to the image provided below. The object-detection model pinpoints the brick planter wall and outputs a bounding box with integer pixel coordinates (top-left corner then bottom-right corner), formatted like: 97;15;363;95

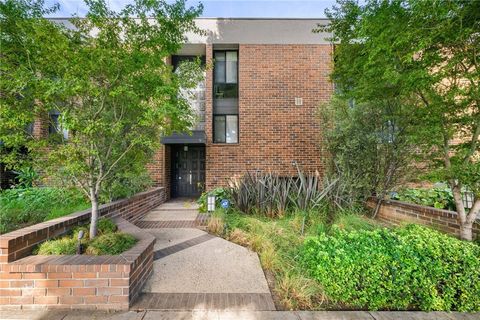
0;188;165;310
367;198;479;239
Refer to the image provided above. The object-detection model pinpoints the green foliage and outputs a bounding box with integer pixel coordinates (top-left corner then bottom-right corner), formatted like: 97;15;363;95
36;218;136;255
392;186;456;211
197;187;231;213
85;232;136;255
1;0;204;239
0;0;69;169
0;187;89;234
100;165;153;202
13;167;39;188
221;207;379;310
228;170;345;218
35;237;78;255
302;224;480;311
320;0;480;239
318;97;415;204
71;218;118;240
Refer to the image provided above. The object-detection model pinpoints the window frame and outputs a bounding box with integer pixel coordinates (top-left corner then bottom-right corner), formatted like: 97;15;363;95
212;114;239;144
212;49;239;144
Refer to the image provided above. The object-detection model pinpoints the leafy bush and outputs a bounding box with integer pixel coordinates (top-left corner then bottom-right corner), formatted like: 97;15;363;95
391;186;456;210
13;167;39;188
85;232;136;255
0;187;89;234
197;187;231;213
100;166;153;202
302;224;480;311
35;237;78;255
35;218;136;255
72;218;118;239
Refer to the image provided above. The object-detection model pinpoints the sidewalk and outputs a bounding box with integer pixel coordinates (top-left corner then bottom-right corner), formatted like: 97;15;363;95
1;310;478;320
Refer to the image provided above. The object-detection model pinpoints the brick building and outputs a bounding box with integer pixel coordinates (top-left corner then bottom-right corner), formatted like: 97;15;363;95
150;18;334;198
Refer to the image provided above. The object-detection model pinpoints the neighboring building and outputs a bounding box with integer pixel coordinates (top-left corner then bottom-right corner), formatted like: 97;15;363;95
149;18;334;198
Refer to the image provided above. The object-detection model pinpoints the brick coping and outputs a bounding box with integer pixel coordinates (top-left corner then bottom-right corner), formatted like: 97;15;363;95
369;197;459;219
2;217;155;273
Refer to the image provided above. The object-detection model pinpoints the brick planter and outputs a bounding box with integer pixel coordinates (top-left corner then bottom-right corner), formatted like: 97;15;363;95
0;188;165;310
367;198;479;239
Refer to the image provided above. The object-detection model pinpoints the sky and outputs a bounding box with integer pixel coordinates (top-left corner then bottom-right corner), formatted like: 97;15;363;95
44;0;337;18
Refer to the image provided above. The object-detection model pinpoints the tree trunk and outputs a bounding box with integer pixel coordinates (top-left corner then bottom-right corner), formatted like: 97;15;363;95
451;183;474;241
459;223;473;242
89;188;99;240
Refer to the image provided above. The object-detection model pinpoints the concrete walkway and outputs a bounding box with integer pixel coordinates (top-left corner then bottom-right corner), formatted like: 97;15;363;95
2;310;478;320
132;199;275;311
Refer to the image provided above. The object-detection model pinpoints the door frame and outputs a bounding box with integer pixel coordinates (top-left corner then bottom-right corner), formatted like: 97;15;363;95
170;144;206;198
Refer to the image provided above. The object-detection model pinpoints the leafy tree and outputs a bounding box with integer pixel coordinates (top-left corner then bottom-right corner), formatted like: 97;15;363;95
0;0;70;171
320;0;480;240
1;0;204;239
318;96;415;216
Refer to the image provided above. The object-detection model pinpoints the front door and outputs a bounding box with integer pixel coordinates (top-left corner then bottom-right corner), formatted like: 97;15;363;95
172;145;206;198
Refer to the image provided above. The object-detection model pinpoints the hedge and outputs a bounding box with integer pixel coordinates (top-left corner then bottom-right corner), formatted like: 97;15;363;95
301;224;480;311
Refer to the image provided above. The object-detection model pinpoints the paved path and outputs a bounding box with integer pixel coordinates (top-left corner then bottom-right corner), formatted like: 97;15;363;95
132;198;275;311
2;310;478;320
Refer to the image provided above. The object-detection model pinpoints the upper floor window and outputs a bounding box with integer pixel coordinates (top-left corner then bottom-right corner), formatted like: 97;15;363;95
49;111;68;140
214;51;238;100
213;50;239;144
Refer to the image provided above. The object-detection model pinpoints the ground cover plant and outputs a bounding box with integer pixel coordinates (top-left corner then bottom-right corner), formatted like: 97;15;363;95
35;218;136;255
302;224;480;312
208;207;381;310
391;186;456;211
0;187;89;234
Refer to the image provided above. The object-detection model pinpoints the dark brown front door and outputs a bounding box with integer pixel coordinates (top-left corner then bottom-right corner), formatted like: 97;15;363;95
172;145;205;198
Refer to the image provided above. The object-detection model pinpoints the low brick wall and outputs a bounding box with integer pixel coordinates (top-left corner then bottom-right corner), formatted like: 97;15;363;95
0;188;165;310
367;198;479;239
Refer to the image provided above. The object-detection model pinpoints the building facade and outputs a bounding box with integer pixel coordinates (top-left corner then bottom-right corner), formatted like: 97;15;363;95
150;18;334;198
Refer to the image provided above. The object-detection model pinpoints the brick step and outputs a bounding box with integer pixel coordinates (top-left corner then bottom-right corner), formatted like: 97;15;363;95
135;214;210;229
131;292;276;311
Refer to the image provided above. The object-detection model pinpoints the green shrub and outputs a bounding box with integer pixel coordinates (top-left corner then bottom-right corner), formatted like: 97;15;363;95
197;187;231;213
0;187;89;234
302;224;480;311
35;237;78;255
36;218;136;255
392;186;456;210
85;232;136;255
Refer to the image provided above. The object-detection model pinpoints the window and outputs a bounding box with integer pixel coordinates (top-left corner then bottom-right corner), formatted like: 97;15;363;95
213;49;239;144
49;111;68;140
213;51;238;100
213;115;238;143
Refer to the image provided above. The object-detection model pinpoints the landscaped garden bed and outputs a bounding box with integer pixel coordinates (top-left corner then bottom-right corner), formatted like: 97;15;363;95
200;171;480;312
0;187;166;310
34;218;137;256
0;187;89;234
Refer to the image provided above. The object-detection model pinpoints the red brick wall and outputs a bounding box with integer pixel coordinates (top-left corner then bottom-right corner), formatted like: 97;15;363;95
0;188;164;310
148;44;333;191
367;198;480;239
0;218;154;311
204;44;333;189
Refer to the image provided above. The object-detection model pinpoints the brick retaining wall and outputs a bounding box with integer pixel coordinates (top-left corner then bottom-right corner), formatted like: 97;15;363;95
0;188;165;310
367;198;479;239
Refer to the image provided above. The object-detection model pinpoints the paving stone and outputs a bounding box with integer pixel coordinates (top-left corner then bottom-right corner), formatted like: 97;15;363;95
297;311;375;320
63;311;145;320
217;311;298;320
143;310;218;320
0;310;67;320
